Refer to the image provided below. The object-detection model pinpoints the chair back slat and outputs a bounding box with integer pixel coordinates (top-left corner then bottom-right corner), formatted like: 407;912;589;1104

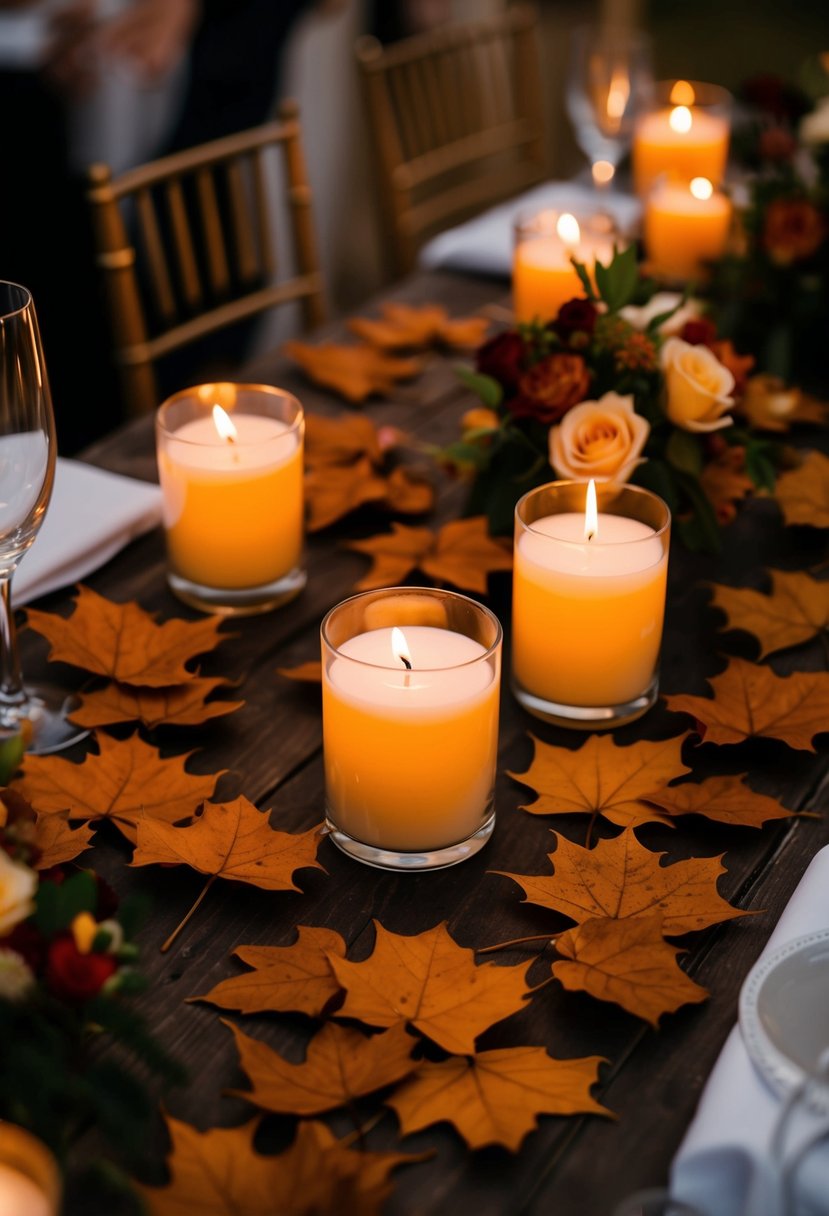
195;167;231;295
252;149;275;280
134;187;177;322
165;178;202;309
225;158;260;283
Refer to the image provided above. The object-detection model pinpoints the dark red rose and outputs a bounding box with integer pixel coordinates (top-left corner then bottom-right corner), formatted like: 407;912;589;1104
740;74;810;123
38;866;68;887
763;198;827;264
553;298;598;344
679;317;718;347
94;875;119;921
45;936;117;1003
475;331;526;394
758;125;797;163
508;353;591;424
0;922;47;974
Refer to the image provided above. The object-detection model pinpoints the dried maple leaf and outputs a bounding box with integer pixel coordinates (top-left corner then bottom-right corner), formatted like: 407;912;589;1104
383;465;435;516
645;774;797;829
69;678;243;729
551;915;708;1026
329;921;531;1055
14;732;222;842
347;302;489;351
24;585;228;686
304;457;389;531
276;661;322;684
387;1046;610;1151
740;375;828;432
305;412;382;466
509;733;691;829
191;925;345;1016
33;812;95;869
665;657;829;751
347;518;512;594
711;571;829;658
283;340;421;403
499;830;743;935
346;523;433;590
227;1020;417;1115
700;453;755;525
774;450;829;528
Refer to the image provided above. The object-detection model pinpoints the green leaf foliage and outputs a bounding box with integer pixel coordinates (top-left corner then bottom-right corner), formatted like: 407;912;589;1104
34;870;98;936
455;365;503;409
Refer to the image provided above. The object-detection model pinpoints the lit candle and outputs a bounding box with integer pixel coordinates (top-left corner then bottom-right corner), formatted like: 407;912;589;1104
512;480;670;726
632;80;730;197
0;1126;59;1216
156;383;305;613
321;589;501;866
644;176;732;281
0;1165;52;1216
513;211;617;324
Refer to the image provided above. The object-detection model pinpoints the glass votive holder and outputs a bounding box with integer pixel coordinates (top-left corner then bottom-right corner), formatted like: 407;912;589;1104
632;79;733;198
512;480;670;729
156;382;305;615
0;1123;61;1216
321;586;502;871
643;175;733;283
513;208;621;326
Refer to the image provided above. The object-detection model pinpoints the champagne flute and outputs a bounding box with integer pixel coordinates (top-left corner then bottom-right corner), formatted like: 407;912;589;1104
0;282;88;754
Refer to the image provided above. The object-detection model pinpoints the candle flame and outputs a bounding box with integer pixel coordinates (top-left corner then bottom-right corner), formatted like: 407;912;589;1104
592;160;615;187
391;627;412;670
669;105;693;134
584;479;598;541
670;80;696;106
690;176;713;200
556;212;581;247
212;405;238;444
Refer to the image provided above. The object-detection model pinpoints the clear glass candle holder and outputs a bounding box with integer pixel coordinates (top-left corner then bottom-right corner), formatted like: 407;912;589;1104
512;481;670;729
156;382;305;615
643;174;733;283
321;587;503;871
0;1123;61;1216
632;79;733;198
512;208;622;326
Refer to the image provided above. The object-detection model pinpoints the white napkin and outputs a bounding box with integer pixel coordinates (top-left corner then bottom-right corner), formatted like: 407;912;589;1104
670;843;829;1216
417;181;643;278
13;458;162;606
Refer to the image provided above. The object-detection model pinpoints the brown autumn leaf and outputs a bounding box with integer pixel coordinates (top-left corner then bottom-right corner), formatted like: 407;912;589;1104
14;732;222;842
305;412;383;466
551;915;708;1026
329;920;531;1055
346;517;512;594
33;812;95;869
69;678;244;729
131;796;324;891
283;340;421;404
710;570;829;658
276;661;322;684
347;302;490;351
700;453;755;524
665;657;829;751
509;733;691;829
191;925;345;1016
227;1020;417;1115
499;830;744;935
383;465;435;516
774;450;829;528
740;375;828;431
304;458;434;532
387;1046;610;1151
24;585;228;687
645;774;797;829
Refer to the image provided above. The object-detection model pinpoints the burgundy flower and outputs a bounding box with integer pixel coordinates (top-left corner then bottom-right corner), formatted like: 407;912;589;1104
45;936;117;1003
763;198;827;265
475;331;526;394
508;353;591;424
0;922;47;975
553;299;598;344
679;317;718;347
758;126;797;163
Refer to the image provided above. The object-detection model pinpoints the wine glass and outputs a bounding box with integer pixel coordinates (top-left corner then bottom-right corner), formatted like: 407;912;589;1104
0;281;88;754
565;23;654;190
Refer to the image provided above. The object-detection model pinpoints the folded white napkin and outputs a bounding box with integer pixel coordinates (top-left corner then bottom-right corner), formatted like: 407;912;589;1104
670;843;829;1216
13;458;162;606
417;181;643;278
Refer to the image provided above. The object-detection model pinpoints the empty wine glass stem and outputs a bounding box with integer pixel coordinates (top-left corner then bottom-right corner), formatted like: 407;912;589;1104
0;577;26;723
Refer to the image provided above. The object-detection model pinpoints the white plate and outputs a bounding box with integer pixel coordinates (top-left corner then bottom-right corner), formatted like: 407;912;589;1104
739;929;829;1116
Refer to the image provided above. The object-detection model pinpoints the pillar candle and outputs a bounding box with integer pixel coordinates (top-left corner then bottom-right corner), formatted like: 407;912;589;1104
632;82;730;196
644;177;732;280
513;212;616;324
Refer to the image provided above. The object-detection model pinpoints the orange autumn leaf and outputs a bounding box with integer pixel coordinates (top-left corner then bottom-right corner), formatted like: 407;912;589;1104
499;830;743;936
191;925;345;1016
283;340;421;404
305;412;383;466
304;457;389;531
69;678;243;729
24;585;228;686
700;453;754;524
346;523;433;590
227;1021;417;1115
383;465;435;516
14;732;223;842
33;812;95;869
509;733;691;829
347;302;490;351
329;921;531;1055
346;518;512;594
276;661;322;684
740;375;828;432
645;774;797;829
131;796;323;890
387;1046;610;1152
774;450;829;528
551;915;708;1026
665;657;829;750
711;570;829;658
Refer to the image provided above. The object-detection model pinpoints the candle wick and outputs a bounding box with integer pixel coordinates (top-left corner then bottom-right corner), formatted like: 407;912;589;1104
587;530;595;542
400;656;412;670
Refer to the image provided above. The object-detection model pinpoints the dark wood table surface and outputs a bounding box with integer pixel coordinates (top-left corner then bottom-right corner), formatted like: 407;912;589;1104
33;268;828;1215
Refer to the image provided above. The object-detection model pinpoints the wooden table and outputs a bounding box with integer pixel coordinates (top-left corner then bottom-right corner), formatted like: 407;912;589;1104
36;268;828;1215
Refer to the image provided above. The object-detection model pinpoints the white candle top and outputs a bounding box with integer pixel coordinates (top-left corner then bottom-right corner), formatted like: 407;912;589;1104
637;107;727;142
0;1164;52;1216
516;233;614;271
165;414;299;471
519;512;664;576
649;183;731;215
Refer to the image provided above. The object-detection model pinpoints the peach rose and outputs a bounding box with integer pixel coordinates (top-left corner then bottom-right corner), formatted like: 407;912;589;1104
0;850;37;936
549;392;649;484
661;337;735;433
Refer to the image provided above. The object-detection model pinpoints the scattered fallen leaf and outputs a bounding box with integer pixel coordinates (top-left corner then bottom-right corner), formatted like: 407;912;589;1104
387;1046;610;1151
330;921;531;1055
69;678;243;729
304;457;388;531
700;452;755;524
383;465;435;516
346;518;512;594
509;733;691;829
645;774;797;828
24;585;228;686
710;571;829;658
665;657;829;751
346;523;433;590
283;340;421;404
14;732;222;842
33;812;95;869
347;302;490;351
131;796;324;891
551;915;708;1026
305;413;383;466
774;450;829;528
276;661;322;684
499;830;743;935
227;1020;417;1115
191;925;345;1016
741;375;828;432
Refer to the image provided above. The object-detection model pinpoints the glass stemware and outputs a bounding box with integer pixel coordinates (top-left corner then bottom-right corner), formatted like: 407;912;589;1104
0;281;88;754
565;23;654;190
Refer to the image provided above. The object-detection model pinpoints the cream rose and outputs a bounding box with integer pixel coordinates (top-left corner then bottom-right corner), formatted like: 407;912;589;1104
549;392;649;484
661;337;735;432
621;292;703;336
0;849;37;936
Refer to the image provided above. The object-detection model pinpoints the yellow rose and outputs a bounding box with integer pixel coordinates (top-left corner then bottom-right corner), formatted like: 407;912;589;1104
0;850;37;936
549;392;649;484
661;337;735;432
